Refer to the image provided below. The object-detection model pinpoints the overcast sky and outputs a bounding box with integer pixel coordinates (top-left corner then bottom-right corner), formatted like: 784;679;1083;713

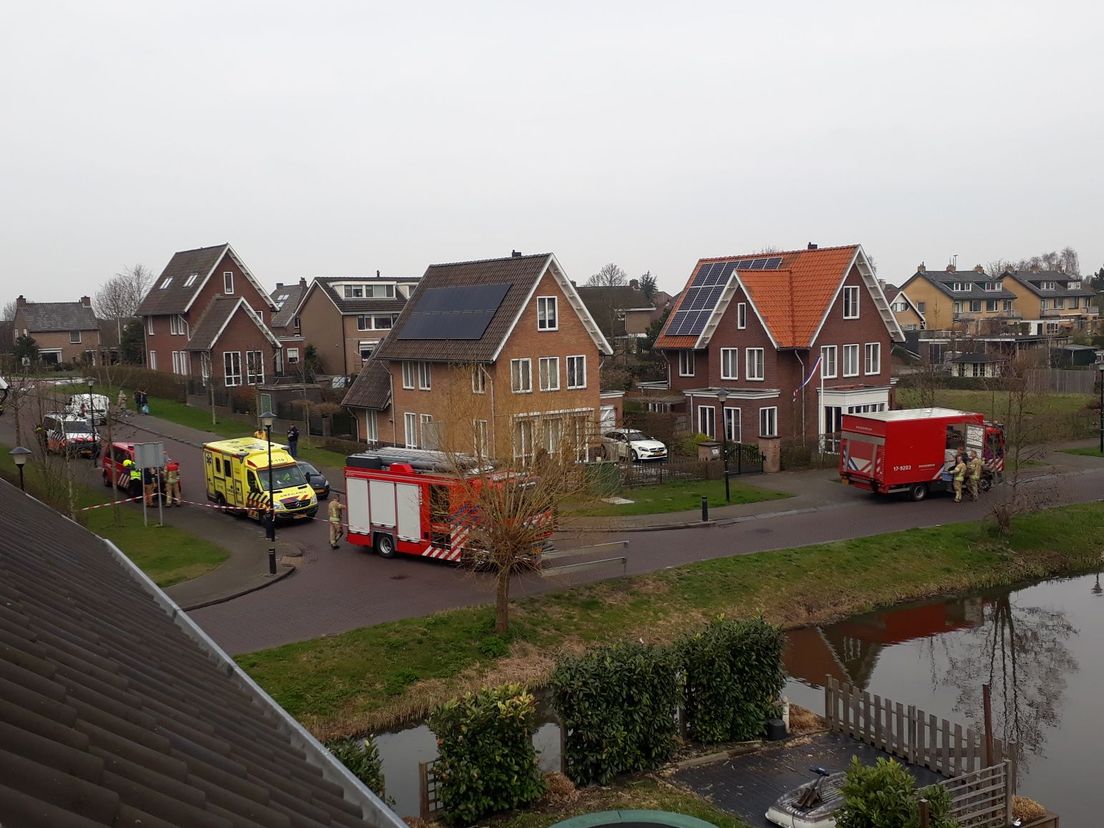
3;1;1102;303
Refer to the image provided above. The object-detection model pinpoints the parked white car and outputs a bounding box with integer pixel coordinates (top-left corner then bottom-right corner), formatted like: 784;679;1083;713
65;393;110;425
603;429;668;462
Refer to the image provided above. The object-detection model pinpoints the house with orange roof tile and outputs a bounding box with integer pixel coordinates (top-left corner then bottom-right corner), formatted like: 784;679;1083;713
654;243;904;460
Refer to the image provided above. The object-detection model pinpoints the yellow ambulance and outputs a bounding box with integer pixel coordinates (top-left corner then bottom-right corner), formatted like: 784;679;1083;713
202;437;318;522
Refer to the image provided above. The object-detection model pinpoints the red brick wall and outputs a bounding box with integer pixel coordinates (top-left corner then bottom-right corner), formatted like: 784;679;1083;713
194;307;277;384
297;288;344;375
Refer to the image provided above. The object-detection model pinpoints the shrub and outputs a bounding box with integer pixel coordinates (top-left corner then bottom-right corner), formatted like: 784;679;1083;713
326;736;387;800
677;617;785;744
551;641;679;786
676;432;713;458
835;757;957;828
428;684;545;825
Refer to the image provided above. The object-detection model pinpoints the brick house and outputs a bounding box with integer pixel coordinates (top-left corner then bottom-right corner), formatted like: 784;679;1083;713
897;264;1017;333
136;244;280;385
1001;268;1100;334
289;275;419;377
342;253;612;459
269;278;308;374
655;244;904;455
883;284;926;331
12;295;102;365
577;283;673;352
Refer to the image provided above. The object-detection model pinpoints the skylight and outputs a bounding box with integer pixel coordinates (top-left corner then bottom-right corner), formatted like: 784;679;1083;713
160;278;172;289
184;273;198;287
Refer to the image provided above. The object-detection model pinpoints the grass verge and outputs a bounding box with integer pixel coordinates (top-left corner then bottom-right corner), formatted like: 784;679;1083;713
1064;446;1104;458
896;388;1095;441
0;448;228;587
238;501;1104;739
567;477;789;516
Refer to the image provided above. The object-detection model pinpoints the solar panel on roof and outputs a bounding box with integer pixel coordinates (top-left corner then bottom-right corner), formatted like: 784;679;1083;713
764;256;783;269
397;282;510;341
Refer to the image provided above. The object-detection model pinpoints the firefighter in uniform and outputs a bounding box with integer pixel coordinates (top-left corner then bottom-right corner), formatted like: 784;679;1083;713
165;460;182;506
328;495;346;549
967;450;984;502
952;453;967;503
123;458;141;497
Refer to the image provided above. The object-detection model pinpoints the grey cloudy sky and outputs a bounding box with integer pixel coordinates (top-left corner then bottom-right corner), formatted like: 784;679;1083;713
3;1;1102;302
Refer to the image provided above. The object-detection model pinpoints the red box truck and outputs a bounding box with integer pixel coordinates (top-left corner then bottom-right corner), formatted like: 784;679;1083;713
839;407;1005;501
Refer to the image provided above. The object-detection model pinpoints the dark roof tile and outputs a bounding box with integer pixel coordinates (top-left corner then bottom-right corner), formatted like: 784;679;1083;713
136;245;229;316
341;356;392;410
18;302;99;332
270;282;308;328
313;276;418;315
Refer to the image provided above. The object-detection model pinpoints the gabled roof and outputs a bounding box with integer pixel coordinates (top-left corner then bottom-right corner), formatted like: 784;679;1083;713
186;296;281;351
341;356;392;410
374;253;611;363
305;276;420;317
137;244;277;316
270;279;308;328
0;481;404;828
885;286;926;324
17;301;98;332
576;285;656;339
902;269;1016;300
1002;269;1096;298
656;245;903;350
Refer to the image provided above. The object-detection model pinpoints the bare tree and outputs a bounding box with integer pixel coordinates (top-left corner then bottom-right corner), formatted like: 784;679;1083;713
1;299;15;321
990;356;1051;535
586;263;627;287
95;264;154;342
991;247;1081;277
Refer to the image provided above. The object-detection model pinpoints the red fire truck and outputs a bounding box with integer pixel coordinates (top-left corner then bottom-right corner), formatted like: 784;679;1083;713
344;448;550;562
839;407;1005;501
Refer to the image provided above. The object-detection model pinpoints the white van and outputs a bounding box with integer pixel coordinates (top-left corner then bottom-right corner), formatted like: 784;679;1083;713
65;393;110;425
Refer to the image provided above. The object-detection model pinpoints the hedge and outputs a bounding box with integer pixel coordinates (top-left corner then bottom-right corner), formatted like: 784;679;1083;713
550;641;679;786
677;617;785;744
325;736;387;801
428;684;545;825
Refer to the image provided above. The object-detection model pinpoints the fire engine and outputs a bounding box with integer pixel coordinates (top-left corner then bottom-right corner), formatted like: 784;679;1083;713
839;407;1005;501
344;447;549;562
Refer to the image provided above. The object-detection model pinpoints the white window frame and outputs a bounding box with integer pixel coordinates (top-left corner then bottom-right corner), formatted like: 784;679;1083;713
419;413;434;449
472;366;486;394
418;361;432;390
986;299;998;312
172;350;190;376
842;344;860;378
737;302;747;330
160;277;172;289
759;406;778;438
287;347;300;364
358;342;375;361
69;330;81;344
567;355;587;389
364;410;378;443
246;350;265;385
864;342;881;375
746;347;765;381
539;356;560;391
511;358;532;393
1003;300;1013;312
184;273;198;287
843;285;860;319
724;406;741;443
148;350;157;370
401;361;416;390
223;351;242;386
678;350;695;377
537;296;558;331
223;271;234;294
475;419;489;458
720;347;738;380
147;316;154;335
954;301;963;314
404;412;418;449
357;315;371;331
821;345;838;379
698;404;716;438
513;418;535;464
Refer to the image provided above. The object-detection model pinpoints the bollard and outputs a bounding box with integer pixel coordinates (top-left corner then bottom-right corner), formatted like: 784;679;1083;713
267;546;277;575
701;495;709;522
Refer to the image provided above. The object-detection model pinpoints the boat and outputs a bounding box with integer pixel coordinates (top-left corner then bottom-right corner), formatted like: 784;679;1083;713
764;768;845;828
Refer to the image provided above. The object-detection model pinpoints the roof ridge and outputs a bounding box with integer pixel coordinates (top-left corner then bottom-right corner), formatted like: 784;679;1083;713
698;244;858;263
427;253;551;269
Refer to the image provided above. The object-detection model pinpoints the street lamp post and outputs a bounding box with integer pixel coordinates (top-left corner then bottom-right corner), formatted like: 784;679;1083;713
10;446;31;491
716;388;731;503
86;377;97;453
260;410;278;574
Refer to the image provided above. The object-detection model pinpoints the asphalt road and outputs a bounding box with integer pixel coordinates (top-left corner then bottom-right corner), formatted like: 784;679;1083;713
6;383;1102;656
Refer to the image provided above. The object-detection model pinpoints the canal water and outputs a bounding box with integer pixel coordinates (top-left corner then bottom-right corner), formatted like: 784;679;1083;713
784;571;1101;826
376;571;1099;822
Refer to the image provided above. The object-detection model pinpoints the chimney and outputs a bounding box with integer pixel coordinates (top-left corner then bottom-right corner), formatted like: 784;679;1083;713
917;262;926;273
299;277;307;286
511;250;522;258
16;295;26;307
974;265;985;273
878;279;887;291
275;282;284;289
80;295;91;307
376;269;380;277
946;263;956;273
629;279;639;289
807;242;818;250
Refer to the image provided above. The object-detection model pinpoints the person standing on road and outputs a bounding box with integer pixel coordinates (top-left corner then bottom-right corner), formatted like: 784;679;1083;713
967;450;984;502
328;495;346;549
952;453;967;503
286;424;299;458
117;389;128;413
165;459;182;506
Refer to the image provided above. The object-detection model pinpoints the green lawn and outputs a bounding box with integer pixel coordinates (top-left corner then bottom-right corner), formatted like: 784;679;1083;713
568;477;789;516
238;500;1104;739
0;448;228;587
1064;446;1104;458
896;387;1095;441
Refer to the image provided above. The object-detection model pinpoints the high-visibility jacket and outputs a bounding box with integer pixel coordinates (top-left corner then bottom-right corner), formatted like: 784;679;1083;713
124;460;141;482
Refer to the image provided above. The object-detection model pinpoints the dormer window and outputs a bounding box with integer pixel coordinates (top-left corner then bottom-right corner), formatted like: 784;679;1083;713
952;282;968;292
1040;281;1057;291
984;281;1001;291
184;273;198;287
344;285;365;299
1068;281;1080;291
160;278;173;289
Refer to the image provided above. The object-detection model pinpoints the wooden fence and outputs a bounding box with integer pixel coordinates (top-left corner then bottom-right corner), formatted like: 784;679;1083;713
418;759;442;819
825;678;1015;828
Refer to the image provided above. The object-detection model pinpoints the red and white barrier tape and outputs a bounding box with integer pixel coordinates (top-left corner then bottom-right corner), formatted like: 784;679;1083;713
77;495;145;511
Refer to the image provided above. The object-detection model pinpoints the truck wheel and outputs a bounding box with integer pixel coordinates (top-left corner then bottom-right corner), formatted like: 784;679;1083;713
374;533;396;558
908;483;928;502
980;477;992;493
